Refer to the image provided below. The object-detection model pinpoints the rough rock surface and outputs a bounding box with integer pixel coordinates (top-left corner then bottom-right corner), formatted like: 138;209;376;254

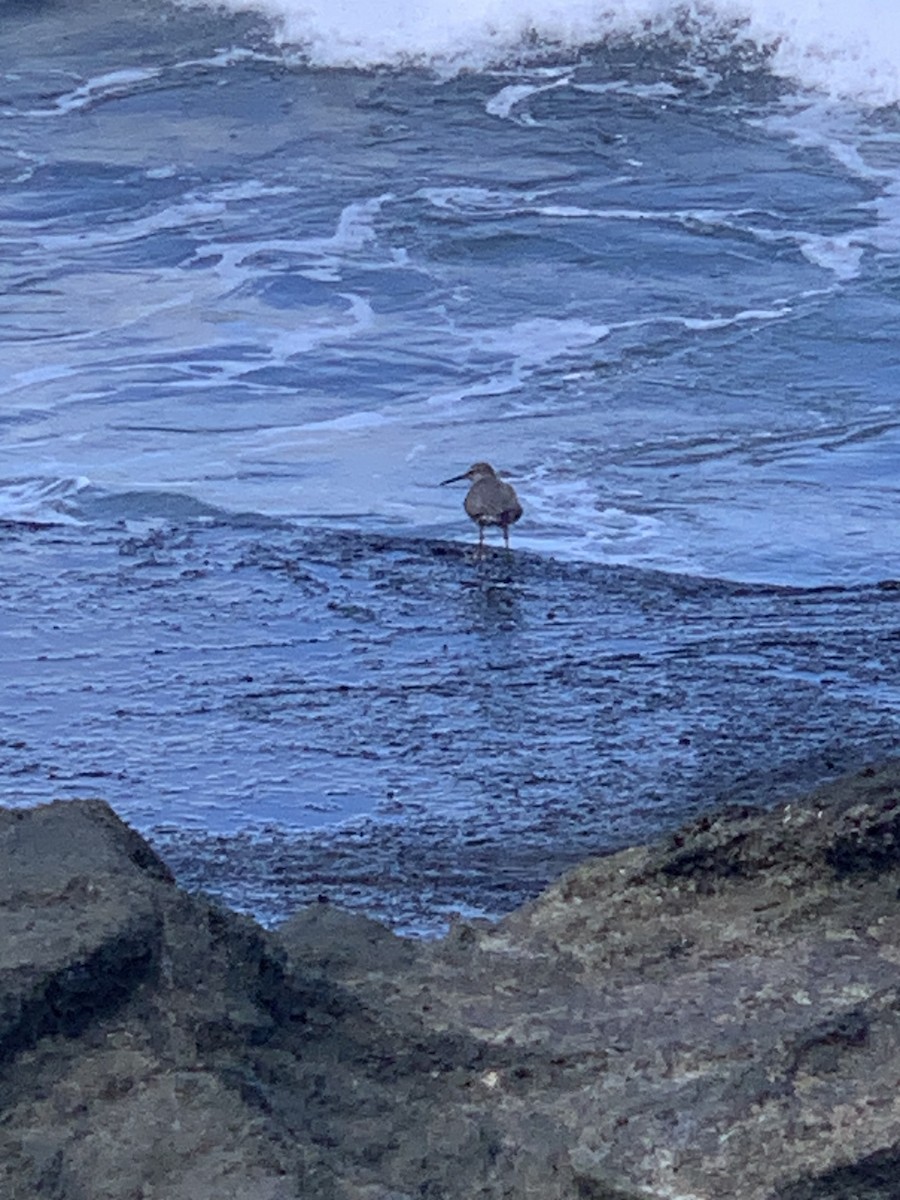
6;763;900;1198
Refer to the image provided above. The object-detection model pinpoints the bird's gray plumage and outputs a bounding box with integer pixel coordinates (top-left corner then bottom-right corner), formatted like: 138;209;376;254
440;461;523;552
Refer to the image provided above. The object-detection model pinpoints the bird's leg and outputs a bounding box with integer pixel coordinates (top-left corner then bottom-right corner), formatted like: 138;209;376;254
502;523;510;551
477;524;485;559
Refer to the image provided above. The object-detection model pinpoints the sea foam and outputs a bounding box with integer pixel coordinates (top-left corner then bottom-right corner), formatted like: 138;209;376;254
184;0;900;106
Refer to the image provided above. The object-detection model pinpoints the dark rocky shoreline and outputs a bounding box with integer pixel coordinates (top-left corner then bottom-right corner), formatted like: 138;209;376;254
5;763;900;1198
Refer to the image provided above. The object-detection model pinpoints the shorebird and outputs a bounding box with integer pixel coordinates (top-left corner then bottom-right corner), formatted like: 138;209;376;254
440;461;523;553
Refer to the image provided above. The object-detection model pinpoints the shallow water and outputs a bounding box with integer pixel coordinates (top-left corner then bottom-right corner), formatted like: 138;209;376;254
5;510;900;931
3;0;900;930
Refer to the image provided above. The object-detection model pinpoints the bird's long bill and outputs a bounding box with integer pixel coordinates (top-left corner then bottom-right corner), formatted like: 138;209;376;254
440;472;469;485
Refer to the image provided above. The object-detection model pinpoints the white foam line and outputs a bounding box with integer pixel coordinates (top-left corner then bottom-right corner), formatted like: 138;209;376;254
574;79;681;98
18;47;269;119
675;307;792;330
47;67;161;115
418;183;867;281
0;475;91;525
485;74;571;120
268;292;376;358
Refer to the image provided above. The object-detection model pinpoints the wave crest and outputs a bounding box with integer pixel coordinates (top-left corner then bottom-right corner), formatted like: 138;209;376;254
182;0;900;106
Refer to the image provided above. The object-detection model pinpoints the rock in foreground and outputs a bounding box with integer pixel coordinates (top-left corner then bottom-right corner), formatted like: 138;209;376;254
5;764;900;1198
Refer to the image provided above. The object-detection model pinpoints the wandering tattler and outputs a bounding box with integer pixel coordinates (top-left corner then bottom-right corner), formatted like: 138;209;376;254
441;461;523;552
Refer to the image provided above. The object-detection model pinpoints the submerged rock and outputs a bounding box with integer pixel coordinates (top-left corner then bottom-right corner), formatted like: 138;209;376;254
5;763;900;1198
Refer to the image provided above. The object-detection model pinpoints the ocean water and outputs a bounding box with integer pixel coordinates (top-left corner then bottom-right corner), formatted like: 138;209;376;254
3;0;900;930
